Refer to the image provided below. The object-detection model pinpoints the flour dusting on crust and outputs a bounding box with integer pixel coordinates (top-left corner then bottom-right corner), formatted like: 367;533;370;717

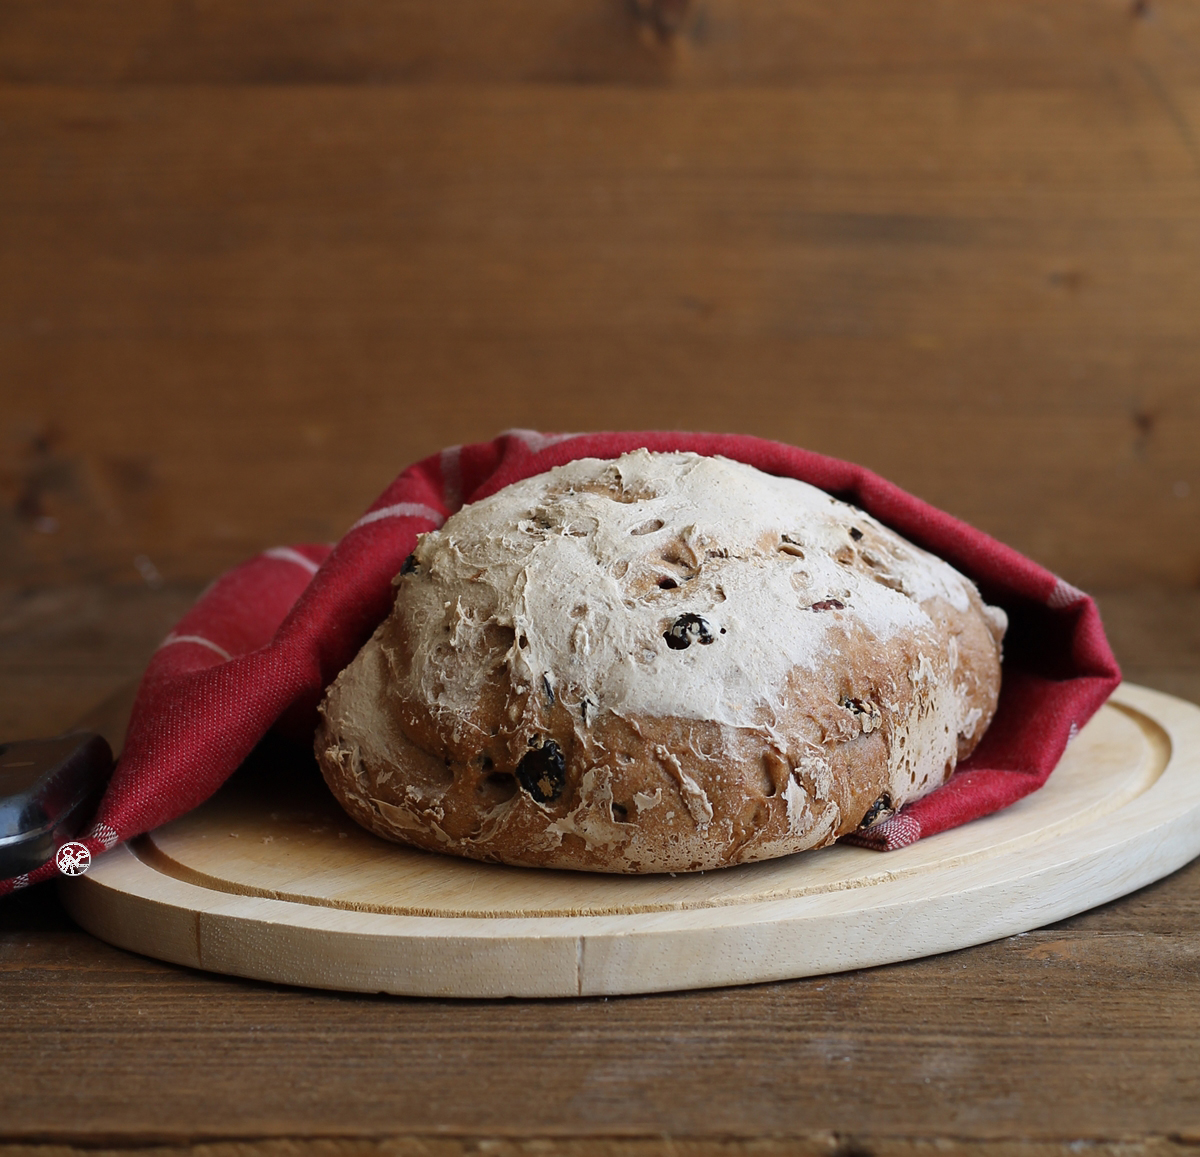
316;451;1006;873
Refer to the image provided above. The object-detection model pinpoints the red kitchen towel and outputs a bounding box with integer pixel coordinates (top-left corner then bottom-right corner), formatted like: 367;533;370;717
4;429;1121;894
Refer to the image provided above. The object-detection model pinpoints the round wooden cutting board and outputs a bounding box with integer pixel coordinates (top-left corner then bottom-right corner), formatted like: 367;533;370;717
61;683;1200;998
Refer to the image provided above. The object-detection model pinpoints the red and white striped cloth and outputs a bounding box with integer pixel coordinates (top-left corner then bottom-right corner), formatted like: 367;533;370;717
3;429;1121;894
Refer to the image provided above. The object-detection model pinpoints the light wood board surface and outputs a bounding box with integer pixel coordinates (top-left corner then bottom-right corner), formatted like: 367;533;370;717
60;682;1200;997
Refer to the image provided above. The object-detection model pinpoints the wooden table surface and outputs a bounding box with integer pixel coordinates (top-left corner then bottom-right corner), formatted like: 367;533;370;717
1;584;1199;1154
4;0;1200;1151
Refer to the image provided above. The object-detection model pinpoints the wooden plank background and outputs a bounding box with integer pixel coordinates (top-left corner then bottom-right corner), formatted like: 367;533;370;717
2;0;1199;591
4;8;1200;1149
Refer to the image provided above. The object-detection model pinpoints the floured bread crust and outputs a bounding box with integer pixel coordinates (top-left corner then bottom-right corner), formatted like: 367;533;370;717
316;450;1007;873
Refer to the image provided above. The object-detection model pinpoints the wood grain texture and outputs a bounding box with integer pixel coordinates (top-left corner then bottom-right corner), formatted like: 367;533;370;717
4;1145;1200;1157
7;866;1200;1141
2;2;1200;589
1;0;1198;88
0;583;199;740
3;0;1200;1135
58;686;1200;998
0;583;1198;1144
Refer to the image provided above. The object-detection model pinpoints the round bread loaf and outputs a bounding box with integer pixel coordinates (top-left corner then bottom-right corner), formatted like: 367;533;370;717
315;450;1007;873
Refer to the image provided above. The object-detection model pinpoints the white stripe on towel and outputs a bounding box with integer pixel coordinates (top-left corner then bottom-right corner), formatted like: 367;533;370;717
350;503;445;532
263;546;320;575
503;428;579;453
159;633;233;662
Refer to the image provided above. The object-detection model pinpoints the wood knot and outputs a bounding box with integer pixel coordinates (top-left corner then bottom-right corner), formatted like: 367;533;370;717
631;0;694;41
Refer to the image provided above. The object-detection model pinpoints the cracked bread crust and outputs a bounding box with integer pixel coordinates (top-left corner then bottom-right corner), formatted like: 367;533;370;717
315;450;1006;874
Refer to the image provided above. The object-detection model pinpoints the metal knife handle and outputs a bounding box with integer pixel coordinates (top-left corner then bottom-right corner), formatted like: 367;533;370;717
0;732;115;878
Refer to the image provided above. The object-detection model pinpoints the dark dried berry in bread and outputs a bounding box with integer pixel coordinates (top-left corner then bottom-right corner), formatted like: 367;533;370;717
858;792;895;829
516;739;567;803
665;613;715;650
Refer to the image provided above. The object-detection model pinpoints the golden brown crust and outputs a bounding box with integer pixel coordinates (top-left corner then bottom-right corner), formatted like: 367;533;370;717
315;452;1005;874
